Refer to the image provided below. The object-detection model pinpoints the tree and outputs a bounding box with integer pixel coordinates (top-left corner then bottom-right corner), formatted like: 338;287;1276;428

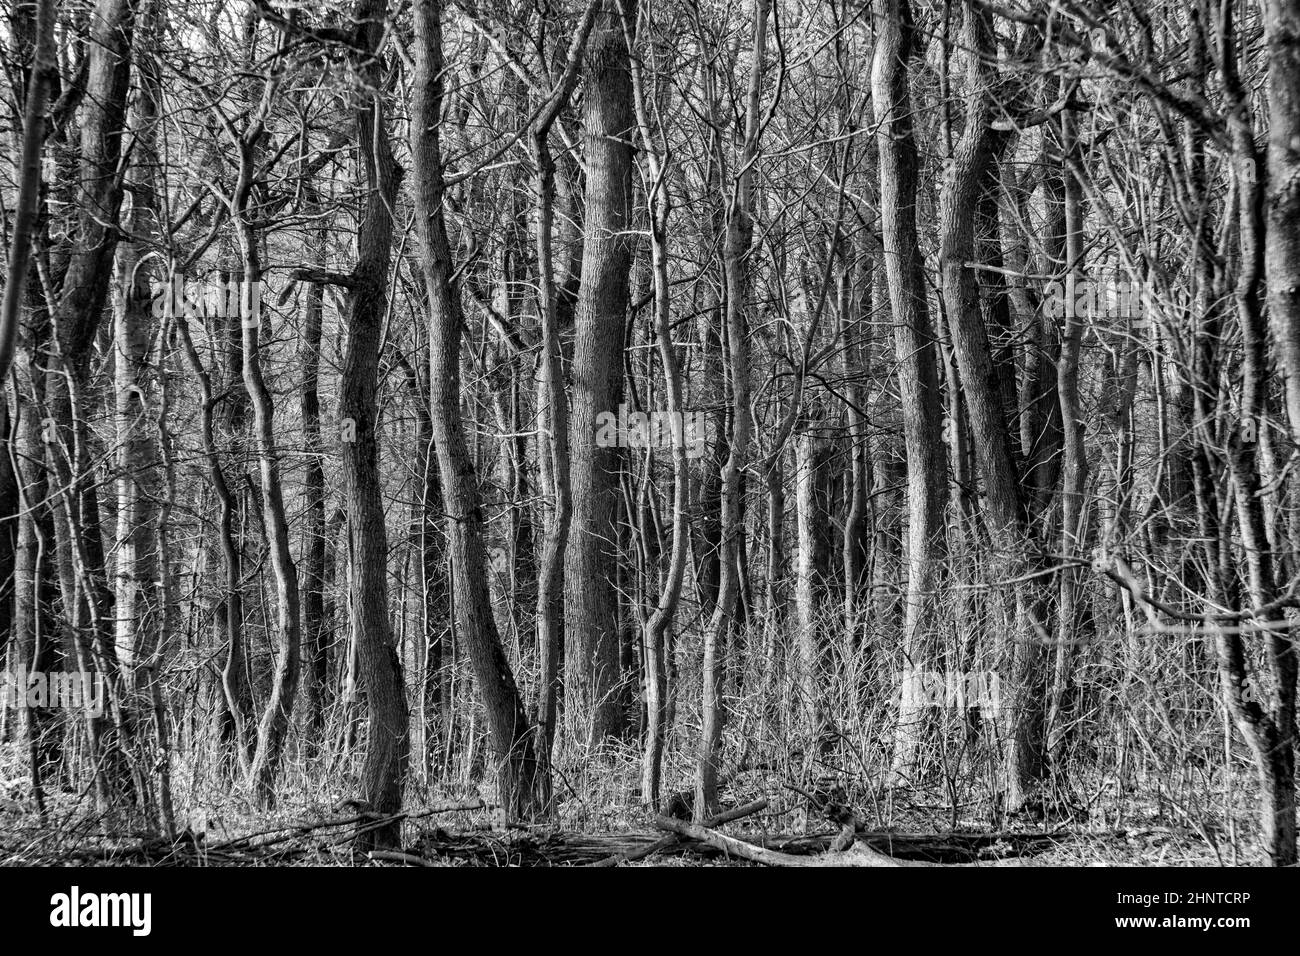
564;0;638;746
338;0;410;847
696;0;769;820
410;0;540;819
872;0;949;779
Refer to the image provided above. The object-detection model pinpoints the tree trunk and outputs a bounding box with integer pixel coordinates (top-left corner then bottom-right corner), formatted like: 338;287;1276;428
47;0;139;816
565;0;638;746
526;6;595;807
112;0;173;832
696;0;768;820
411;0;540;819
873;0;949;781
331;0;411;848
1265;0;1300;448
936;1;1045;809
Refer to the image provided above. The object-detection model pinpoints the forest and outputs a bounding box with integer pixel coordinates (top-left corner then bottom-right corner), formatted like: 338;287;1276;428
0;0;1298;870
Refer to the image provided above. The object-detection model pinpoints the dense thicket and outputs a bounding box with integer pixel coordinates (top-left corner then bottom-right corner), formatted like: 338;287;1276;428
1;0;1298;865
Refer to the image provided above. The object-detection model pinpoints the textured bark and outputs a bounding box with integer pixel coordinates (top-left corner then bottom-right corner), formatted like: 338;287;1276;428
46;0;139;816
2;0;56;809
334;0;411;848
689;81;727;620
1266;0;1300;448
300;268;329;744
295;147;333;747
1219;25;1297;864
412;0;540;818
10;271;57;811
936;2;1045;808
564;0;638;746
0;0;55;386
113;85;164;697
872;0;949;780
112;0;173;834
395;351;445;780
531;129;573;802
1018;133;1063;511
527;0;601;808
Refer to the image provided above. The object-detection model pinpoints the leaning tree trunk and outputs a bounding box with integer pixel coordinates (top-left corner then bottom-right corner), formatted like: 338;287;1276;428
937;1;1046;810
411;0;540;819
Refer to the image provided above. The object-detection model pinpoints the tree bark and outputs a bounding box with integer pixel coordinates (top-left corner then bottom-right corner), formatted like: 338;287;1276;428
873;0;949;781
411;0;540;819
696;0;768;820
936;1;1045;808
564;0;638;746
331;0;411;848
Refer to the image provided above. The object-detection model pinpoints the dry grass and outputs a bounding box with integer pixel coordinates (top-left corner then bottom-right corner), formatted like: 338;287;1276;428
0;594;1273;866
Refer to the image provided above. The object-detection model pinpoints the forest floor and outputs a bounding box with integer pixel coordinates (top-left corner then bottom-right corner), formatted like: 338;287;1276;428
0;741;1257;866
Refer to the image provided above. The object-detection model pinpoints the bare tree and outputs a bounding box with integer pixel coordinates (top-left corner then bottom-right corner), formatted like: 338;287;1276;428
410;0;540;818
872;0;949;779
696;0;769;820
564;0;638;746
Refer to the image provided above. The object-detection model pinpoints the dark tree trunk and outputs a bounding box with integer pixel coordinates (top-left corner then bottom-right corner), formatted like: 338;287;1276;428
411;0;540;819
564;0;638;746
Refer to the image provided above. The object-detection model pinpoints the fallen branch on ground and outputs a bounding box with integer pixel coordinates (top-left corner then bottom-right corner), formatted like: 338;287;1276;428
589;798;771;867
653;815;928;867
368;849;437;867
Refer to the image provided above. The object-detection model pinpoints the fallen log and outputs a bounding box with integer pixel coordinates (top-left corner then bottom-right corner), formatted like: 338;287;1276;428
208;797;488;853
759;829;1064;863
368;849;437;867
653;816;928;867
589;798;771;867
